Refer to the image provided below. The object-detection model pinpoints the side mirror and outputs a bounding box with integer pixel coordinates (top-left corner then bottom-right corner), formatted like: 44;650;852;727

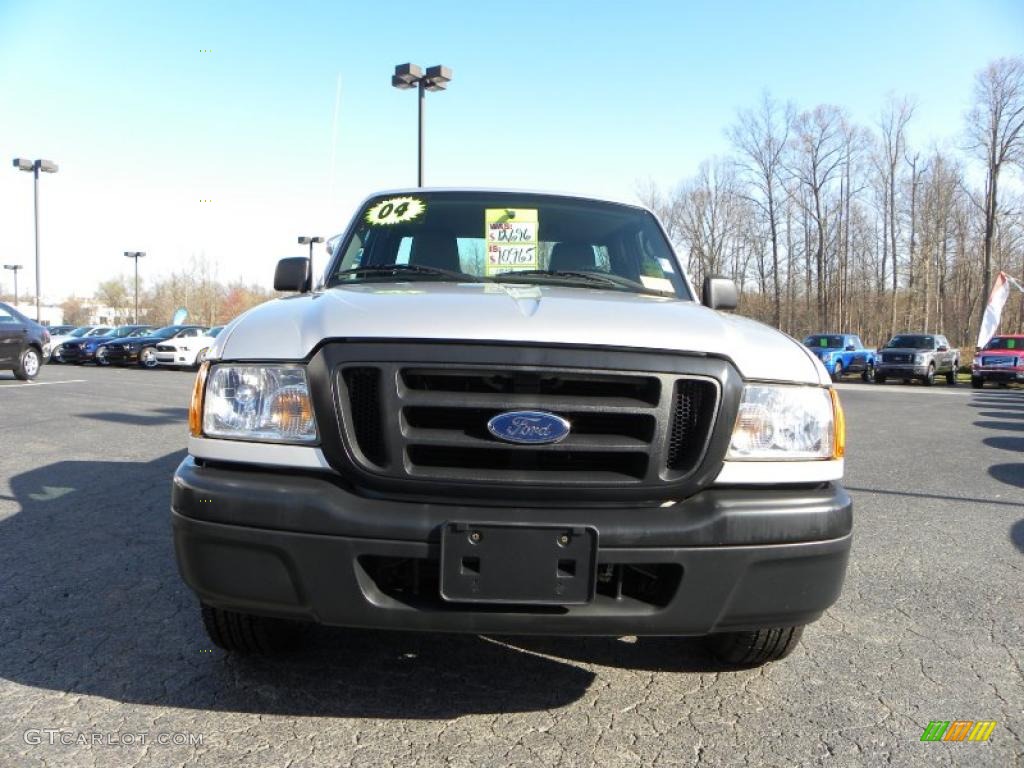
274;257;311;292
701;276;738;310
937;345;948;352
845;345;856;351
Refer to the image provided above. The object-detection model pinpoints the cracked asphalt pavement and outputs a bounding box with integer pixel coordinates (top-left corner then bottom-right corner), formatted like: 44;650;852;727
0;365;1021;767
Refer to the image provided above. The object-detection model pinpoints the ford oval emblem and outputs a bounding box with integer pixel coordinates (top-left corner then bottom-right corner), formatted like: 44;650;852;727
487;410;571;445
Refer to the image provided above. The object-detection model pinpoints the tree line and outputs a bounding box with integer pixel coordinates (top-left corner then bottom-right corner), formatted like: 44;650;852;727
59;258;277;327
640;56;1024;349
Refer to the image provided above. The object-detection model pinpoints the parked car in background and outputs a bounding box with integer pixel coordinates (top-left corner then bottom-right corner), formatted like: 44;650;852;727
0;301;49;380
971;334;1024;388
51;326;113;362
41;325;74;360
101;325;208;368
59;325;154;365
802;333;877;382
155;325;224;369
875;333;959;386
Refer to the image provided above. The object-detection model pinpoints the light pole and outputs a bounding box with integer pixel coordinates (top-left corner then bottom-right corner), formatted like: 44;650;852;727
297;236;324;285
124;251;145;324
3;264;23;306
12;158;59;322
391;63;452;186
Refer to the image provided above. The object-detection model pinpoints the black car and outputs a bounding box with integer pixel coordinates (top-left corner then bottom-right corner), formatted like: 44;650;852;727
101;325;208;367
0;302;50;380
58;325;155;365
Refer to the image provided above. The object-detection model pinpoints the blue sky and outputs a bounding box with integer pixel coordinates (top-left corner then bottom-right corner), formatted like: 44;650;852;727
1;0;1022;302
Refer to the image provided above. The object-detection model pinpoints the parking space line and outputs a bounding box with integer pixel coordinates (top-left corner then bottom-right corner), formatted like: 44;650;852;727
0;379;87;388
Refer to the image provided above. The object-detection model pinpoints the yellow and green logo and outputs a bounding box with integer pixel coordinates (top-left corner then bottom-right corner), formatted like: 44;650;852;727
920;720;997;742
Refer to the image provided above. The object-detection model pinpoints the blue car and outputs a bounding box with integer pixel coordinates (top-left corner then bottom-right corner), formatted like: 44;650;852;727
802;333;877;382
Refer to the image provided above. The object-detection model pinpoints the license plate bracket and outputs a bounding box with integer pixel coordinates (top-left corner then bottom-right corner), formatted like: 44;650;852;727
440;522;597;605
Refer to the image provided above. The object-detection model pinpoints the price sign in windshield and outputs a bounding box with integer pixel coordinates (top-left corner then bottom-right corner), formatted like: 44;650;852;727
485;209;539;275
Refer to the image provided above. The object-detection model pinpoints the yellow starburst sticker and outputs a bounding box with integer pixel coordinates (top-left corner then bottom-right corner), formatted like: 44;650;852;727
365;196;425;226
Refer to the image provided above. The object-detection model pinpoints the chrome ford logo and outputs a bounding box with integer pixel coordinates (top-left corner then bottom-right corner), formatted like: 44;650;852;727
487;410;571;445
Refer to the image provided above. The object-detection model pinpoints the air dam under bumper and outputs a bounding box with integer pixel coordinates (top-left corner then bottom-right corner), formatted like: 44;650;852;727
171;457;852;636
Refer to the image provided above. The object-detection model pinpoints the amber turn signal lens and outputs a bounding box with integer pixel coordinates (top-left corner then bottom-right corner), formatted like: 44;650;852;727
189;361;210;437
830;387;845;459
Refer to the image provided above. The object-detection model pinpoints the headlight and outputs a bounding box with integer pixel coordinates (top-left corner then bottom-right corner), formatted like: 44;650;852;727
201;364;317;443
728;385;841;460
914;354;925;364
973;356;982;366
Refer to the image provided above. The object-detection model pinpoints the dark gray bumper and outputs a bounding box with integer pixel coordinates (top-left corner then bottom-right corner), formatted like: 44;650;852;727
171;457;852;636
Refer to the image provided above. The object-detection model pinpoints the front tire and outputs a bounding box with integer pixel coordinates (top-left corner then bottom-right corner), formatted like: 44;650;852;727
921;365;935;386
706;625;804;667
13;347;41;381
140;347;159;368
971;376;984;389
946;361;958;385
830;362;843;382
200;604;300;654
861;364;875;384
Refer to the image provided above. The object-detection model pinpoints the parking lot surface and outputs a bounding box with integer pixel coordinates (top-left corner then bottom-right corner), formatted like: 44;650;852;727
0;366;1021;767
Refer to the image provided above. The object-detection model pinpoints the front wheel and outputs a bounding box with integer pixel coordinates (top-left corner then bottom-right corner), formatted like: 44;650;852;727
861;364;875;384
140;347;159;368
13;347;41;381
201;604;300;654
921;365;935;387
830;362;843;382
971;376;984;389
705;625;805;667
946;362;958;385
96;347;110;366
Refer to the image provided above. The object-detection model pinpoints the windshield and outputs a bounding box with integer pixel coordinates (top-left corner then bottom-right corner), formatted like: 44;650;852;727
209;326;224;337
149;326;182;338
887;335;934;349
984;337;1020;350
326;192;691;298
111;326;143;338
804;335;844;349
86;327;112;337
69;327;91;337
127;327;153;337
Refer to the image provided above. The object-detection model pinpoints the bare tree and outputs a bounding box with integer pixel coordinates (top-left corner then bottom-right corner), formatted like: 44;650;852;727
876;96;915;337
966;56;1024;330
727;93;793;327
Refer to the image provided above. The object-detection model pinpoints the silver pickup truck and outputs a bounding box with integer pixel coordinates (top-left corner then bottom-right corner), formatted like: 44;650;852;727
875;333;959;386
172;189;851;667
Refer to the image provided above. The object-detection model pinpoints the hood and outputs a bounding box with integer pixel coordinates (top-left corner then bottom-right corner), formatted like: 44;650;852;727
106;335;165;346
215;283;827;385
978;348;1020;357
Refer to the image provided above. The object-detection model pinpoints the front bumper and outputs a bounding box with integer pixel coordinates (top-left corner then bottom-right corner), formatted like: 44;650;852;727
104;347;140;363
973;367;1024;382
876;363;928;377
171;457;852;636
59;346;98;362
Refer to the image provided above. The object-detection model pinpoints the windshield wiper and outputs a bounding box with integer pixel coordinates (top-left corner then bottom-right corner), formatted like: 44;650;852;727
491;269;668;295
330;264;482;284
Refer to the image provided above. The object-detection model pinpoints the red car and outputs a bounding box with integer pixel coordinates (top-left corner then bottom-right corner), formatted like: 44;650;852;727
972;334;1024;388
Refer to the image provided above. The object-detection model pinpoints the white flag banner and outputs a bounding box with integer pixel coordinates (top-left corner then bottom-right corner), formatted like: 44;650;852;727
977;272;1013;348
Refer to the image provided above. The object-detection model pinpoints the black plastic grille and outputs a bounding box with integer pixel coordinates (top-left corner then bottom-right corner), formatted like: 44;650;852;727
342;367;386;467
666;380;716;472
336;362;721;490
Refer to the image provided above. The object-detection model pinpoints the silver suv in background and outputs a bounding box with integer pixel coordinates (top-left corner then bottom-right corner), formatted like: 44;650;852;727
172;189;851;667
875;333;959;386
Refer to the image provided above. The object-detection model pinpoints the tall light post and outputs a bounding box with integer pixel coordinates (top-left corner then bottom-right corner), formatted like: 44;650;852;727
3;264;23;306
124;251;145;323
12;158;59;322
391;63;452;186
297;236;324;285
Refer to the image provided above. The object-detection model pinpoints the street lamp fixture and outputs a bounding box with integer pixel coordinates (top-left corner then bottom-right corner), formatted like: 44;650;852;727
12;157;59;322
3;264;23;306
124;251;145;324
391;63;453;186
